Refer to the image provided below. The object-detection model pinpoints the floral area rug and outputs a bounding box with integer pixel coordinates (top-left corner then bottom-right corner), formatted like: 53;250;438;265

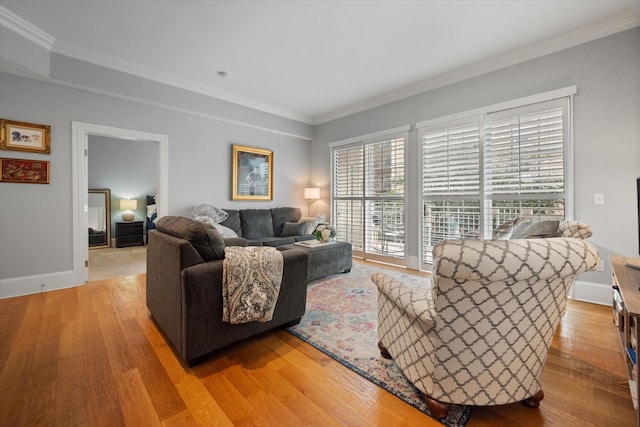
287;262;473;427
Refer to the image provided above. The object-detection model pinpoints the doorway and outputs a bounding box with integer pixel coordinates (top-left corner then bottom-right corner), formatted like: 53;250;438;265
71;122;168;284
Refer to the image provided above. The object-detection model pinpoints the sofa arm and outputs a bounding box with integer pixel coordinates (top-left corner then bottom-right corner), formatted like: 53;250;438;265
557;221;592;239
224;237;248;247
371;272;435;327
432;238;600;285
179;247;308;364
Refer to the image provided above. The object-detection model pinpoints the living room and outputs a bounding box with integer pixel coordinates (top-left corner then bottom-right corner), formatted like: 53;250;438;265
0;2;639;300
0;1;639;425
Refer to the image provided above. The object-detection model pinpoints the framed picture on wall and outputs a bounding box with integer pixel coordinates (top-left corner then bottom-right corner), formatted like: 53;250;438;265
0;119;51;154
232;144;273;200
0;158;50;184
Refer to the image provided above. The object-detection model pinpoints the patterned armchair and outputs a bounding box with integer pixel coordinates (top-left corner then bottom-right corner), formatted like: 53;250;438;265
372;230;599;418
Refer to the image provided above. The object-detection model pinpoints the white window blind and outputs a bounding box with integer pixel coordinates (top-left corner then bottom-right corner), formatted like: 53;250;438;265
423;124;480;196
334;146;364;250
483;99;568;235
421;123;481;263
420;95;571;265
334;146;364;197
366;138;405;197
484;105;565;196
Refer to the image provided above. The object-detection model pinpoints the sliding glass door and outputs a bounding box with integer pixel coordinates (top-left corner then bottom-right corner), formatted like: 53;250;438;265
333;134;406;265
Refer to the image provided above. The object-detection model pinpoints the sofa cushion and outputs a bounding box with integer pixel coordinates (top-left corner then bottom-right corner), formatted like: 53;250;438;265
156;216;225;261
280;221;306;237
510;220;560;239
220;209;242;237
240;209;275;239
271;207;302;236
261;237;296;247
224;237;248;247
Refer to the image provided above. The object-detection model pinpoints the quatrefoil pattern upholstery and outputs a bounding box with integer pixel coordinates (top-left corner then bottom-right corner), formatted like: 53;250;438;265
373;237;599;407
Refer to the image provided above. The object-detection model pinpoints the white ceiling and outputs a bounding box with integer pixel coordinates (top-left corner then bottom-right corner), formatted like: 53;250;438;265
1;0;639;124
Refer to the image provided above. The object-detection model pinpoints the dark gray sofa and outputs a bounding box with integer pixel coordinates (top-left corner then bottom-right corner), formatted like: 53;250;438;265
146;216;308;366
219;207;316;247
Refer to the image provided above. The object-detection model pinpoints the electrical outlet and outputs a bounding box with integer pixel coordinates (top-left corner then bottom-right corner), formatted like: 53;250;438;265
597;259;605;271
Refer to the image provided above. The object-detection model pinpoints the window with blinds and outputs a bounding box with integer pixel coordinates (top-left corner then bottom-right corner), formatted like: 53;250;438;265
333;136;406;262
420;97;570;265
421;123;481;263
334;146;364;251
483;104;566;234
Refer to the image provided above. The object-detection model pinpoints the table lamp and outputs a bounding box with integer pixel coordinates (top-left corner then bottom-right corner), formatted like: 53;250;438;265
120;199;137;221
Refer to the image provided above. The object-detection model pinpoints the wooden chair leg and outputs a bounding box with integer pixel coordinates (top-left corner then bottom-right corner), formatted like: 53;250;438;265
377;341;392;359
521;390;544;408
377;340;452;419
425;396;451;419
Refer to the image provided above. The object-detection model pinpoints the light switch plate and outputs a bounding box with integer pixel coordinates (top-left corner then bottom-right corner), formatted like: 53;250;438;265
594;193;605;205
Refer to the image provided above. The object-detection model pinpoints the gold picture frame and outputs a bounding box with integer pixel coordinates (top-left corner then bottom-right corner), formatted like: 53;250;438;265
0;157;50;184
232;144;273;200
0;119;51;154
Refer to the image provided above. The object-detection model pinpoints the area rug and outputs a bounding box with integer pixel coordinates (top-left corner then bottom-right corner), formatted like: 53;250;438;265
287;262;473;427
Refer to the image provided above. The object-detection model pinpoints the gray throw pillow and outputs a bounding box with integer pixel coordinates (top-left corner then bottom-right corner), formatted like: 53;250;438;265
219;209;242;237
510;220;560;239
280;221;306;237
492;217;521;239
240;209;275;239
271;207;302;236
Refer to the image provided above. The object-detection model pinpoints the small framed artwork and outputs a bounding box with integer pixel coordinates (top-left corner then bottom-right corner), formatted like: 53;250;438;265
232;144;273;200
1;119;51;154
0;158;50;184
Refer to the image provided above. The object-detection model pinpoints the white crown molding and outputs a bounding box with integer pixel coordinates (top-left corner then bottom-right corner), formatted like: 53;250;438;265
0;5;312;124
0;5;54;50
314;11;640;125
2;4;639;127
51;39;314;125
47;74;313;141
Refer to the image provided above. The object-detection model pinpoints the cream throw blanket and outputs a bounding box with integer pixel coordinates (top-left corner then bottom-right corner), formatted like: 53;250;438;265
222;246;284;324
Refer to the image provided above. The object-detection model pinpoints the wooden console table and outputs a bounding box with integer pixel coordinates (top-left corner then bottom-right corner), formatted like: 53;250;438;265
611;256;640;427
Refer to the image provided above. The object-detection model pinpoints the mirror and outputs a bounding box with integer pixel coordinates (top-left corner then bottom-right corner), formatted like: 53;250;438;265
88;188;111;248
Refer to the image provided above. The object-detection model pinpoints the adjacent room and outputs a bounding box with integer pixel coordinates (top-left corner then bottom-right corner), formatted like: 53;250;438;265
1;1;639;426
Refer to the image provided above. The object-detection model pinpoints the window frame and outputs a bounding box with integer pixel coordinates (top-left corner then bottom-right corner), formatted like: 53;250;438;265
417;87;576;268
331;126;409;265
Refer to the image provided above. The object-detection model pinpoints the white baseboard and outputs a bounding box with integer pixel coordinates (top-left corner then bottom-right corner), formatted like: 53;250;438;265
570;279;612;306
0;270;85;299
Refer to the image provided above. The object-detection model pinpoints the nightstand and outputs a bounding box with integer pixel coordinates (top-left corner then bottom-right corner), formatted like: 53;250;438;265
116;221;144;248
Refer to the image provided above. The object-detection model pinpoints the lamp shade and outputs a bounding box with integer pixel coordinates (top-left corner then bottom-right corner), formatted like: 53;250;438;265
120;199;137;211
304;187;320;200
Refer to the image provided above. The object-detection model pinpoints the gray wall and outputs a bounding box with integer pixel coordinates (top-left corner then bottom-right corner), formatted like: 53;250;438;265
313;27;640;289
1;26;638;298
88;135;158;234
0;72;311;295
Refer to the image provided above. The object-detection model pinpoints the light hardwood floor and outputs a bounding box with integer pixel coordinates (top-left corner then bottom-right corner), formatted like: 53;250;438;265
0;261;635;426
